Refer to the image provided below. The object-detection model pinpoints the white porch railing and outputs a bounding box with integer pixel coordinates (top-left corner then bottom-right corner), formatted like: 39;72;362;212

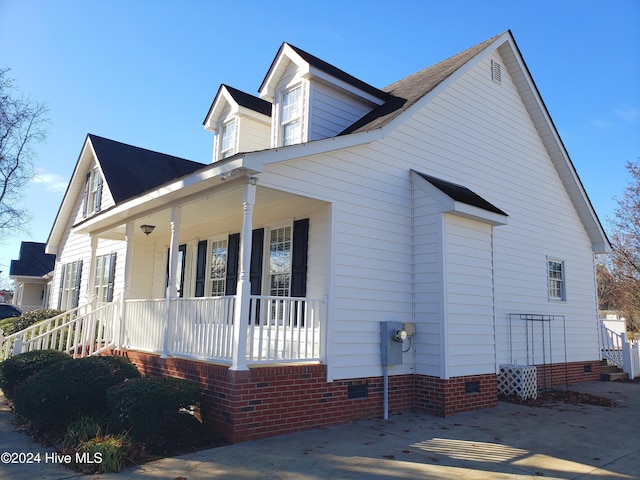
598;320;640;379
1;295;325;367
121;295;324;365
0;303;119;361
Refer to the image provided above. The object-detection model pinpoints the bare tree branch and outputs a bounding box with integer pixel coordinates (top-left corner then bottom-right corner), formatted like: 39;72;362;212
0;67;49;241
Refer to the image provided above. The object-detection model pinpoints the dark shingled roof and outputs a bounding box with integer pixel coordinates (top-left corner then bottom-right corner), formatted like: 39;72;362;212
341;34;501;135
89;134;206;203
415;171;507;216
224;85;272;117
259;43;389;102
203;85;272;125
9;242;56;277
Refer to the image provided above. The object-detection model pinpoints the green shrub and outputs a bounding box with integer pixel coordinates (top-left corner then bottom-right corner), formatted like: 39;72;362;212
63;416;102;448
0;309;64;336
77;433;130;473
106;376;201;442
0;349;71;398
13;355;140;431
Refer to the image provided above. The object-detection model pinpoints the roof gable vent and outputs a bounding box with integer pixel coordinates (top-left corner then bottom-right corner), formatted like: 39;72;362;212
491;60;502;84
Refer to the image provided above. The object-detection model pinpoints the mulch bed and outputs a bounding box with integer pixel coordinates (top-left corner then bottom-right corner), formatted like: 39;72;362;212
499;389;618;408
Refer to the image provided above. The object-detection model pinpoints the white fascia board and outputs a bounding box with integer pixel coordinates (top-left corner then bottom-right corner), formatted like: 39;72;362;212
307;66;386;106
240;128;384;171
46;137;97;254
260;45;309;101
204;89;239;130
451;202;508;226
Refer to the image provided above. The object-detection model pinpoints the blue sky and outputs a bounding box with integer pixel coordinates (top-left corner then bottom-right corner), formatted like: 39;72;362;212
0;0;638;286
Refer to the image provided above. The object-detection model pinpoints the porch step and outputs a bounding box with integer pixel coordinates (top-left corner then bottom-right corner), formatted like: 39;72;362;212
600;361;629;382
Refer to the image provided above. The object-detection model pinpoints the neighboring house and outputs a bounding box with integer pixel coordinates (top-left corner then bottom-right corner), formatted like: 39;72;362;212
9;242;56;311
42;30;610;443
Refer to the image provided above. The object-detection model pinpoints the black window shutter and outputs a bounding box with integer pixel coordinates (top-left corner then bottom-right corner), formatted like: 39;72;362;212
225;233;240;295
106;253;117;302
57;264;66;310
291;219;309;297
82;173;90;217
250;228;264;295
195;240;207;297
95;175;103;212
72;260;83;308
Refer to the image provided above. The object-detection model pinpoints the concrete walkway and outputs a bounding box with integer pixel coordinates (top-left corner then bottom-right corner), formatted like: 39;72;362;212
1;381;639;479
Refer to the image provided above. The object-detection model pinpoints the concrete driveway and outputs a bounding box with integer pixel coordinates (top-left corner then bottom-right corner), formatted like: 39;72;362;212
1;381;639;479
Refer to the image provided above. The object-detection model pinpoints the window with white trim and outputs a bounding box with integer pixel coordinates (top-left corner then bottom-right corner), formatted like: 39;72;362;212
548;259;565;301
281;86;302;146
219;120;236;159
59;260;82;310
94;253;116;303
268;225;292;296
209;238;228;296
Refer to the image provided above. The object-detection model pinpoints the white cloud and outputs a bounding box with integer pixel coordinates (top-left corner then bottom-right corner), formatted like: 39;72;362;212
614;107;640;123
588;118;614;129
31;171;68;193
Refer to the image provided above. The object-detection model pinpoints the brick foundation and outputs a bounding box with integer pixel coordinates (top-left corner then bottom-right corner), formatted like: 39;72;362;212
108;350;601;443
534;360;601;388
415;374;499;416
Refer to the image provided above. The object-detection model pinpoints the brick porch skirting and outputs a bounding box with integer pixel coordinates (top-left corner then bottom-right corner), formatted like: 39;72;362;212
108;350;601;443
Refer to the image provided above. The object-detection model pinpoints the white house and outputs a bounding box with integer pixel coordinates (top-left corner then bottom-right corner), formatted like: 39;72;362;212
38;30;609;442
9;242;56;311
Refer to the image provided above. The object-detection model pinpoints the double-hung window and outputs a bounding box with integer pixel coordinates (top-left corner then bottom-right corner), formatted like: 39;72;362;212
281;86;302;146
219;121;236;159
94;253;116;303
58;260;83;310
209;238;228;296
548;259;565;301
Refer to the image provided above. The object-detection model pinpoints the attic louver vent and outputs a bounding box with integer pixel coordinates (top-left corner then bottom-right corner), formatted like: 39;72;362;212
491;59;502;84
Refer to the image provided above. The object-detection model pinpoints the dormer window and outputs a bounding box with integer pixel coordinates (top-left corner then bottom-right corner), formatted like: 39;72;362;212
219;120;236;159
281;86;302;146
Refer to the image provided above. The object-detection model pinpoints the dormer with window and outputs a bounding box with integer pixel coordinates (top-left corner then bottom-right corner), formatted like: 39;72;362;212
259;43;389;147
203;85;271;163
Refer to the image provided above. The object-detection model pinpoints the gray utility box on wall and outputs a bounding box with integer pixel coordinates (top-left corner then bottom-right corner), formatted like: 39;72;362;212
380;321;404;366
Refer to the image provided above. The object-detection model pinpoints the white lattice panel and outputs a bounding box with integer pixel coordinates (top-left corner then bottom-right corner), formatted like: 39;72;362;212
498;364;537;399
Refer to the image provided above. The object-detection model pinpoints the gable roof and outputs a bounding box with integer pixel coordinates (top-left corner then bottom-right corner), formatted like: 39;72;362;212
203;84;272;128
341;34;501;135
9;242;56;278
46;135;206;254
259;42;388;103
88;134;205;203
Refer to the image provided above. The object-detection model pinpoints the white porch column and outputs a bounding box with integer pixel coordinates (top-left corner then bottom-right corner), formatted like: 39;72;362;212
118;221;134;350
162;207;181;358
230;179;257;371
87;235;99;309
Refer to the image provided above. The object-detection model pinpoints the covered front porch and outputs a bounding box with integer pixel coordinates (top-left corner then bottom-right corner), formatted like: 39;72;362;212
74;166;331;370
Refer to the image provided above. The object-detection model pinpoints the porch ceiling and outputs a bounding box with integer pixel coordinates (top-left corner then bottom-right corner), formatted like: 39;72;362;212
89;183;313;241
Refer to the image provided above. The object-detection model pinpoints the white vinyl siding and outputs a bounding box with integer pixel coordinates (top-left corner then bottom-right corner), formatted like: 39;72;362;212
443;215;496;377
258;49;599;380
308;82;377;140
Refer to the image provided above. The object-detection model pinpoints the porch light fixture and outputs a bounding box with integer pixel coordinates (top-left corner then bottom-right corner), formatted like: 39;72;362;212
140;224;156;236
